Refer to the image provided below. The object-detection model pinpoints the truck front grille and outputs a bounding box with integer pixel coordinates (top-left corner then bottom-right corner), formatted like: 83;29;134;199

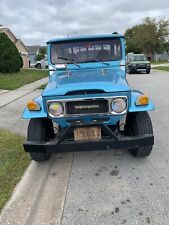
137;64;146;69
65;99;109;115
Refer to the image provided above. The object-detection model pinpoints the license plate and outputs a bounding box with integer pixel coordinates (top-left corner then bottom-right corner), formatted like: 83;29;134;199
137;69;145;71
74;127;101;141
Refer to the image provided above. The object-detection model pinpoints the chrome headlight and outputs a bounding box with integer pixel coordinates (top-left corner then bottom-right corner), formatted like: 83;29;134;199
48;102;63;116
111;98;127;113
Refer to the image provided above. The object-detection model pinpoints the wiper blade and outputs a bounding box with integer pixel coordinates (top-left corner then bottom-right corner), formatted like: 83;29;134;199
57;56;80;68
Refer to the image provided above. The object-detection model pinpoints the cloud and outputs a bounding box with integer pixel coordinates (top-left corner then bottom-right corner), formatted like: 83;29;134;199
1;0;169;45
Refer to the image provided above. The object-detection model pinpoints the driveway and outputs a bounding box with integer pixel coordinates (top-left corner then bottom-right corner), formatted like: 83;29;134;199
0;69;169;225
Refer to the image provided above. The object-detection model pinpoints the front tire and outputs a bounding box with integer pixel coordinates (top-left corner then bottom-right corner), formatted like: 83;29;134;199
146;69;150;74
127;66;132;74
27;118;54;161
124;112;153;157
36;63;41;69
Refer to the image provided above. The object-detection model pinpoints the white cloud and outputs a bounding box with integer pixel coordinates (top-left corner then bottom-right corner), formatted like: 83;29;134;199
0;0;169;45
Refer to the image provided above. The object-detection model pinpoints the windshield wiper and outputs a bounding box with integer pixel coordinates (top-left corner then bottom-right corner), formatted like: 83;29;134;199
57;56;80;68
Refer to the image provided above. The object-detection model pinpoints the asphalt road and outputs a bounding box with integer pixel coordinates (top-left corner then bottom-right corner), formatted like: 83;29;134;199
0;69;169;225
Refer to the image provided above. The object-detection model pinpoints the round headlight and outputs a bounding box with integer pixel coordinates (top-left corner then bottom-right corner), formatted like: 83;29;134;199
48;102;63;116
111;98;127;113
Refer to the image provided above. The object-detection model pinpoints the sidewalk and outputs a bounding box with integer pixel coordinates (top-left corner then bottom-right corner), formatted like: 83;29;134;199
0;84;72;225
151;63;169;68
0;77;48;108
0;90;9;95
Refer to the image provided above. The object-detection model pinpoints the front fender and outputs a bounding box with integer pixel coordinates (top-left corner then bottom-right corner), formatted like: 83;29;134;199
129;90;155;112
22;96;47;119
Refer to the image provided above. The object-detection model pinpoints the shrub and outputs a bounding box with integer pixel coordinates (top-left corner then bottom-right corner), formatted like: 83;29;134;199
0;33;23;73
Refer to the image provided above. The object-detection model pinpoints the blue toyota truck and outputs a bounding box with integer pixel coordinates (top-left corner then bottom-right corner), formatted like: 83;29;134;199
23;33;155;161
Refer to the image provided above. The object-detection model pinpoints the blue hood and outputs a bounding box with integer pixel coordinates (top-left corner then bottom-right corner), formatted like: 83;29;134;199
42;67;130;96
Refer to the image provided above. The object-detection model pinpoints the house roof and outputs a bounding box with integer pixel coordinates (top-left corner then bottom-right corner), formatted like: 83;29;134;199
0;26;28;53
0;26;10;35
26;45;41;54
26;45;47;55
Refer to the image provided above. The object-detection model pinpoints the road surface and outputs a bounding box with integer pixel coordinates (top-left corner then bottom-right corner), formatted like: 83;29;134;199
0;69;169;225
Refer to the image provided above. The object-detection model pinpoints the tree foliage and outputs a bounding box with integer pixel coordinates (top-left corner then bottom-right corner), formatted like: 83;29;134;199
35;46;47;61
0;33;23;73
125;17;169;57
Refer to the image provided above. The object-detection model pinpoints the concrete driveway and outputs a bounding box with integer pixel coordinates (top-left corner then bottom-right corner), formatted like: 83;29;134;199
0;69;169;225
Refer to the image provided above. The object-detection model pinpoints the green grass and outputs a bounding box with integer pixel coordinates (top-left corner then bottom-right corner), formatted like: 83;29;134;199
0;69;48;90
153;66;169;72
0;130;30;211
38;83;47;89
151;60;169;65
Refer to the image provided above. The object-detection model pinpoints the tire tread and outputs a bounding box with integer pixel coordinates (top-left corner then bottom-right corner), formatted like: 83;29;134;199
27;118;53;161
125;112;153;157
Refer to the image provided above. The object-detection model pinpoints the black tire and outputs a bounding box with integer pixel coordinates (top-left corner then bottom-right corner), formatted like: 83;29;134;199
127;66;132;74
27;118;54;161
146;69;150;74
36;63;41;69
124;112;153;157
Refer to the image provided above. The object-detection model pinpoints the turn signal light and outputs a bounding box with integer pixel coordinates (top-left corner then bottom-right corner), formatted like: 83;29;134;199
27;101;41;111
136;95;149;105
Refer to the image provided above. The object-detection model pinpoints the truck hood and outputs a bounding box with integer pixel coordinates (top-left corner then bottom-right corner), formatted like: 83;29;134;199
42;67;130;96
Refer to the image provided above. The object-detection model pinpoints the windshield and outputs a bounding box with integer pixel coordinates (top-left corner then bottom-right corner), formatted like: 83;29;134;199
133;55;146;61
51;38;122;64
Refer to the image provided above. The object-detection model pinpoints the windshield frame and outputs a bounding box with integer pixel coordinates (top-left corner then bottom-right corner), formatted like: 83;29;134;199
50;37;122;65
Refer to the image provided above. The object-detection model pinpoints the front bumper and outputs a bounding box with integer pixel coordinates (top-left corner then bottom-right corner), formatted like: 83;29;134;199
131;65;150;71
23;124;154;153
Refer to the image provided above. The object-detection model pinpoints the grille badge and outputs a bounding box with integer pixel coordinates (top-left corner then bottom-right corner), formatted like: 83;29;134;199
74;105;100;110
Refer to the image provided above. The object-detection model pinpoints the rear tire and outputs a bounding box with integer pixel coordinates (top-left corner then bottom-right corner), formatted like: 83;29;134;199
124;112;153;157
27;118;54;161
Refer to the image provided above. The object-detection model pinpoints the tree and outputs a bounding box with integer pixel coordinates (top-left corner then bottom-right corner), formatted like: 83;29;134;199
0;33;23;73
125;17;169;58
163;41;169;53
125;25;141;54
35;46;47;61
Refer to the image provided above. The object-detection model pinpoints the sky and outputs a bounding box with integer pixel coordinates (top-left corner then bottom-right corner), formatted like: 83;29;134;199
1;0;169;45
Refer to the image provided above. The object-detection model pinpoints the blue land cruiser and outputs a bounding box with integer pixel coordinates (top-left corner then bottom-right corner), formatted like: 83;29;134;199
23;34;155;161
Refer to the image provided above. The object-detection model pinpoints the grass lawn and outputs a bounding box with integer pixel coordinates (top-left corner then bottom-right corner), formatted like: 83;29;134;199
0;130;30;211
0;69;48;90
151;60;169;65
153;66;169;72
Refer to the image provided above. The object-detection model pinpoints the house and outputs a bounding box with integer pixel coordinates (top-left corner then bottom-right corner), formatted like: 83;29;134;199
26;45;41;66
154;51;169;61
0;25;29;68
27;45;47;67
